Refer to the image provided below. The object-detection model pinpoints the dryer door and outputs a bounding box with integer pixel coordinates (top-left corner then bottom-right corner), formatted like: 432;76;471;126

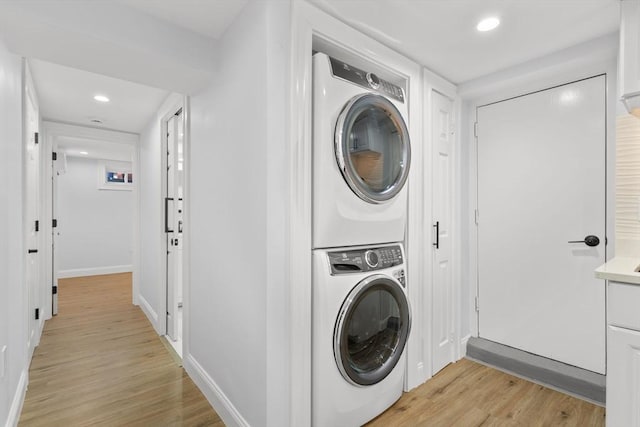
335;93;411;204
334;274;411;386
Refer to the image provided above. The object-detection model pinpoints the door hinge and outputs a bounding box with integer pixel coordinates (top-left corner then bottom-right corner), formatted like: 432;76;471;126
475;296;480;312
52;285;58;295
52;151;57;161
34;132;39;144
35;308;40;320
474;209;479;225
52;219;58;228
474;122;478;138
35;220;39;232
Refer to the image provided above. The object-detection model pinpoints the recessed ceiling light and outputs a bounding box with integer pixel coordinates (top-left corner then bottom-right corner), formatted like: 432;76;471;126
477;17;500;32
79;151;89;155
93;95;110;103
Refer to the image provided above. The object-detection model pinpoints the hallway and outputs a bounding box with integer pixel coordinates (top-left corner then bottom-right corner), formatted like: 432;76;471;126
18;273;222;426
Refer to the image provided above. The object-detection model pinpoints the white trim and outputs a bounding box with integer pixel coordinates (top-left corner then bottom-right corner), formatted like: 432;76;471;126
288;3;313;425
290;3;431;423
57;265;132;278
158;94;184;340
453;96;464;361
132;134;141;307
183;354;250;427
42;121;138;143
5;368;28;427
42;120;139;319
138;293;160;332
181;96;191;374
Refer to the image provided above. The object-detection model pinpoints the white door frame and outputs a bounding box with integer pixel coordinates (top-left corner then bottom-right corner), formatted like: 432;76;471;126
161;101;186;345
460;38;617;341
23;60;43;355
41;121;138;319
289;3;458;424
158;97;186;340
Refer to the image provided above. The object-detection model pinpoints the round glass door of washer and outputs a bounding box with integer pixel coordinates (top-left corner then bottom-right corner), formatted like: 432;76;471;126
335;93;411;204
334;274;411;386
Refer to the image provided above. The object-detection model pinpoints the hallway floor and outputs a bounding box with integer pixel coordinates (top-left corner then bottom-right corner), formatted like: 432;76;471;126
19;273;222;426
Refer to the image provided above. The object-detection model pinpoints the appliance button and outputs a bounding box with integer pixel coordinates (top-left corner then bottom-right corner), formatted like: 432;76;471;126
364;250;379;268
366;73;380;89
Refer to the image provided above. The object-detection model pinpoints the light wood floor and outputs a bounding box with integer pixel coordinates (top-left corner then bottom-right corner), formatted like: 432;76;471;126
19;273;606;426
367;358;606;427
19;273;223;427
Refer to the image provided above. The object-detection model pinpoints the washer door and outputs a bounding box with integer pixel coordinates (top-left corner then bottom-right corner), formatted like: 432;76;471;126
334;274;411;386
335;93;411;204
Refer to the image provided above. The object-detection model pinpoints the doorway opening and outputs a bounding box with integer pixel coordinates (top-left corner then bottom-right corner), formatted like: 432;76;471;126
163;106;185;357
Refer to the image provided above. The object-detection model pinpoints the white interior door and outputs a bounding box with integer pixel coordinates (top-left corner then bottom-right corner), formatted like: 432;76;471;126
52;145;60;316
477;75;606;374
165;109;184;343
25;85;40;352
431;91;455;375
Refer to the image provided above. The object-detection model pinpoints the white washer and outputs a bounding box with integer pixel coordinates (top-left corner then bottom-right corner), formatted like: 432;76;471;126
312;243;411;426
313;53;411;249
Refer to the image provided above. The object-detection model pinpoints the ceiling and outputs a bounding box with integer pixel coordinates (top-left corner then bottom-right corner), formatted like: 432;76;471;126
0;0;623;142
56;136;133;162
311;0;621;84
30;59;170;134
116;0;249;39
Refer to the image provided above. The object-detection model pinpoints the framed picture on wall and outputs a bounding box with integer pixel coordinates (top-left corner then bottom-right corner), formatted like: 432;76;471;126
98;160;133;190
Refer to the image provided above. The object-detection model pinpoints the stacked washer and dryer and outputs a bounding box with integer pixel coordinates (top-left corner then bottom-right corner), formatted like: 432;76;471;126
312;52;413;426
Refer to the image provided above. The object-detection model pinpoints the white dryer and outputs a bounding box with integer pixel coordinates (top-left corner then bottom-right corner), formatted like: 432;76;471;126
312;243;411;426
313;53;411;249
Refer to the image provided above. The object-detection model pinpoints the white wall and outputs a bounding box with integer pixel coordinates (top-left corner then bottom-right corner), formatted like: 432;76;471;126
0;38;28;427
56;156;133;277
185;2;290;426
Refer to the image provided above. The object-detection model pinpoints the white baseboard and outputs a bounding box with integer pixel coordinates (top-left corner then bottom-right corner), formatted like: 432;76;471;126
184;353;249;427
460;334;472;359
57;265;132;279
138;294;160;333
5;368;28;427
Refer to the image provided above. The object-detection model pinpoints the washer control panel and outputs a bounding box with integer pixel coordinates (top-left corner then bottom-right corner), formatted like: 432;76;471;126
328;56;405;103
328;245;403;275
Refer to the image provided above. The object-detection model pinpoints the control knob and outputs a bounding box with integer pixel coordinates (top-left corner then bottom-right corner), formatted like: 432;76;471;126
365;250;379;268
366;72;380;89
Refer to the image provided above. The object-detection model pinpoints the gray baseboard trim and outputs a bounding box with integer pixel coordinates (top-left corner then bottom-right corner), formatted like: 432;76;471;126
466;337;605;405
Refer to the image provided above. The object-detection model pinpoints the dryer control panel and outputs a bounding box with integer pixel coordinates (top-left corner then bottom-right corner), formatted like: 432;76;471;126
328;56;405;103
328;245;403;275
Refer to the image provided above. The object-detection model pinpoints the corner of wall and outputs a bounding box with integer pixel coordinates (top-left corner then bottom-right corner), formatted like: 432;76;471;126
138;293;161;335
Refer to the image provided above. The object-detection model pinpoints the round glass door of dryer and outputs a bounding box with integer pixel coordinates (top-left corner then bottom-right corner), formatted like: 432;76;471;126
334;274;411;386
335;93;411;203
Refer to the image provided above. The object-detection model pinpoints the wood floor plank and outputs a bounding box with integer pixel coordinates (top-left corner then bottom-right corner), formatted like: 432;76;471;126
366;359;606;427
19;272;606;426
19;273;222;427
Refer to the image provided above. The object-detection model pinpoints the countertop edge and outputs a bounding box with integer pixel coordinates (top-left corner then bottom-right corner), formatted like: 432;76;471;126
595;257;640;285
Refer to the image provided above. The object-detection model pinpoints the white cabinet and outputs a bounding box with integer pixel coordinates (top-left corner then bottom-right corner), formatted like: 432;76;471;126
607;281;640;427
619;0;640;116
